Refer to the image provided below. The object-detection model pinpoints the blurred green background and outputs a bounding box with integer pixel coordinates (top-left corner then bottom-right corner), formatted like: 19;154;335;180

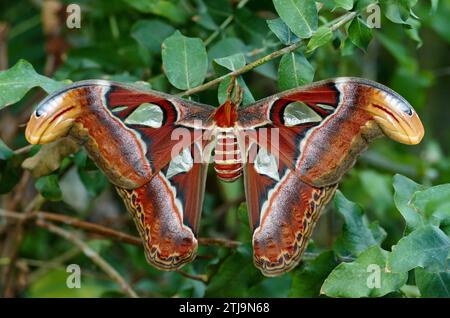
0;0;449;298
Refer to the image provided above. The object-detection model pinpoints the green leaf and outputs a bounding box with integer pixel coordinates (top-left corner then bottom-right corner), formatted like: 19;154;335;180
35;174;63;201
214;53;246;71
306;26;333;52
411;183;450;226
205;244;262;297
393;174;426;231
28;269;109;297
266;18;299;45
78;168;108;197
273;0;318;39
289;251;338;297
388;225;450;273
321;246;407;297
383;0;415;24
122;0;188;24
234;9;269;47
0;156;23;194
354;0;378;11
278;52;315;90
431;0;439;12
218;77;255;106
0;60;65;109
333;191;378;256
335;0;354;10
0;139;13;161
74;151;108;197
208;38;247;61
348;17;373;51
162;31;208;90
131;20;175;53
415;267;450;297
369;222;388;245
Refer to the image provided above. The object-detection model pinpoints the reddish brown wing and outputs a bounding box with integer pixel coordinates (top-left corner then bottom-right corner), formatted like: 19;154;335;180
242;143;336;276
238;77;424;187
67;81;215;189
116;142;210;270
76;82;215;270
238;77;424;276
26;80;216;271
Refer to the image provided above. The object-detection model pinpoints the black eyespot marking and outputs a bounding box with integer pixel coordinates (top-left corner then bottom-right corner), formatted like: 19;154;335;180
405;108;413;116
35;109;44;117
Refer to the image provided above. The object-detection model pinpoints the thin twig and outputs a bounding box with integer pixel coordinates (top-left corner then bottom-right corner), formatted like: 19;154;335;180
0;209;243;249
36;220;138;298
0;193;44;296
27;247;81;284
198;237;241;248
203;0;250;46
13;145;33;155
176;269;209;283
179;11;358;97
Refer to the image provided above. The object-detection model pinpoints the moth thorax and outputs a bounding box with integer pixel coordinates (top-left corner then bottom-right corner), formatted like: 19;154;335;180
214;131;242;182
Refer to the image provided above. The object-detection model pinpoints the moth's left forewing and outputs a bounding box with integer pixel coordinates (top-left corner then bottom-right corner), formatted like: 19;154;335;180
104;83;216;180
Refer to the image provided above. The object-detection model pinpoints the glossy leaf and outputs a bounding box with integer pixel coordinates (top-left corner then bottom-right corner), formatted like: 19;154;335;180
289;251;338;297
205;244;261;297
35;174;63;201
0;138;13;161
306;26;333;52
321;246;407;297
267;18;299;45
415;267;450;298
393;174;426;231
0;60;65;109
162;31;208;90
388;225;450;273
278;52;315;90
214;53;246;71
273;0;318;39
335;0;354;10
333;191;378;256
123;0;188;24
131;20;175;53
348;17;373;51
411;183;450;226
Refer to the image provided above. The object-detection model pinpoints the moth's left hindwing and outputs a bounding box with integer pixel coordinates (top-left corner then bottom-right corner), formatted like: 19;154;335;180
238;77;424;276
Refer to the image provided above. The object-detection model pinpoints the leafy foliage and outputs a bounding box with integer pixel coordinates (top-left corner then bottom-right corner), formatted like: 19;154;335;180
0;0;449;298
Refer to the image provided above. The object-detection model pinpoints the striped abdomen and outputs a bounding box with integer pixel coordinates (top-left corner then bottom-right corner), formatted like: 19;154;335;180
214;130;242;182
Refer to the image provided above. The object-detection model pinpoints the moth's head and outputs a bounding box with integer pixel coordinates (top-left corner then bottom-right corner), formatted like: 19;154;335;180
25;87;86;144
364;84;424;145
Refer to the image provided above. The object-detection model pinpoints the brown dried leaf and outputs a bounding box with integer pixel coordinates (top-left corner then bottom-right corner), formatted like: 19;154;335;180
22;137;79;177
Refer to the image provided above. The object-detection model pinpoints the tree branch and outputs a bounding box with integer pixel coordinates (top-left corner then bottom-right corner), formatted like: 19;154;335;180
179;11;358;97
36;220;139;298
0;209;242;249
176;269;209;283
